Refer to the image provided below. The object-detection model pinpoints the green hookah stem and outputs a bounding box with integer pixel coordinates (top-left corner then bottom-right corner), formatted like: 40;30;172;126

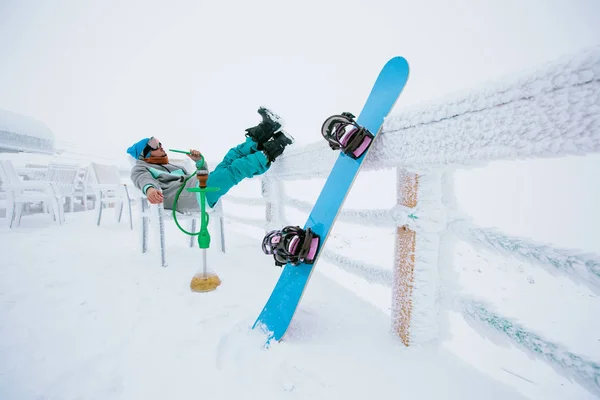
197;177;211;277
197;189;211;249
200;191;207;276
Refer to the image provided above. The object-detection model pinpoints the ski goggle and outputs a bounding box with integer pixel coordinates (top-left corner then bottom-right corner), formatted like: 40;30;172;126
143;137;162;157
148;137;162;150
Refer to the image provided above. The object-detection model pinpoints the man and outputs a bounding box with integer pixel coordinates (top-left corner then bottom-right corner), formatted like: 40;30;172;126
127;107;293;211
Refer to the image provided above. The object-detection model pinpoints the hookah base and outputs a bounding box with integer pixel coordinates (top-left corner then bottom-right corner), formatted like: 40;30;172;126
190;272;222;293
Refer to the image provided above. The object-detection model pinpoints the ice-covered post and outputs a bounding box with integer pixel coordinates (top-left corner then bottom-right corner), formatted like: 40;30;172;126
261;176;284;232
392;168;418;346
392;168;444;346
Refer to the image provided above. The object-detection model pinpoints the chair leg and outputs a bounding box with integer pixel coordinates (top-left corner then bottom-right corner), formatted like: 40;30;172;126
128;200;133;230
215;201;226;253
53;198;63;226
123;185;133;230
157;204;167;267
190;218;197;248
219;214;226;253
97;201;103;226
6;195;15;228
14;203;24;227
118;201;124;223
141;198;149;253
58;198;66;224
8;202;17;229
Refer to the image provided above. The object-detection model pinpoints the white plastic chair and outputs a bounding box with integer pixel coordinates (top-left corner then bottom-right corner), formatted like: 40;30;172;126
127;158;226;267
90;162;133;230
72;165;96;210
45;163;80;213
134;187;215;267
0;160;63;228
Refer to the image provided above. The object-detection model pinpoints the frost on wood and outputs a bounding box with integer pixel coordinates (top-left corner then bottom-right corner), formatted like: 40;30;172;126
264;46;600;179
320;249;392;287
224;214;266;229
393;225;415;346
410;230;441;345
261;178;284;230
451;220;600;295
368;45;600;169
267;141;336;181
392;170;443;346
285;195;396;228
392;227;441;346
460;297;600;397
224;195;265;206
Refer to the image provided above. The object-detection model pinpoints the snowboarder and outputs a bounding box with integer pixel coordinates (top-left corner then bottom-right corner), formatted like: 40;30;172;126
127;107;293;211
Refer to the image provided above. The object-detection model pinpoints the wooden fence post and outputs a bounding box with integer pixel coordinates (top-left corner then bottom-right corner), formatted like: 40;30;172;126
392;169;446;346
392;168;419;346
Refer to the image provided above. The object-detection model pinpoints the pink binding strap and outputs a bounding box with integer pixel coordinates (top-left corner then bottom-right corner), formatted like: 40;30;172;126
338;126;358;147
306;238;319;261
288;236;300;254
352;136;372;158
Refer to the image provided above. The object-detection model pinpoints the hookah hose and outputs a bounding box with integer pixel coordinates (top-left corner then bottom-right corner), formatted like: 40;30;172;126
169;151;207;237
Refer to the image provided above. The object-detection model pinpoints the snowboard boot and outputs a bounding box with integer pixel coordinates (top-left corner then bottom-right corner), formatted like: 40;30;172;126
245;107;283;149
262;130;294;163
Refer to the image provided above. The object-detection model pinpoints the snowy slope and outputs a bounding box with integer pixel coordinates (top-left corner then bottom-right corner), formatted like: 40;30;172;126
0;211;527;400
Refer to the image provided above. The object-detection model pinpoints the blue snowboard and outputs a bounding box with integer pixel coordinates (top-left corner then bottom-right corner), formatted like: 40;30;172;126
253;57;410;343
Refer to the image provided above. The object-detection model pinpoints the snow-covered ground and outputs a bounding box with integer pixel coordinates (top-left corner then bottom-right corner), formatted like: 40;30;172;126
0;210;527;400
0;171;598;400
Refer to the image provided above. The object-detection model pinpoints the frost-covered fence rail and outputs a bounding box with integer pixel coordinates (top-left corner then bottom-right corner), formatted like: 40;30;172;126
219;45;600;396
221;194;266;229
450;220;600;295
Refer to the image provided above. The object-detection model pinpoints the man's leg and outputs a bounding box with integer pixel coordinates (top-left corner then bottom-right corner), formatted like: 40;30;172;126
211;137;258;171
206;151;270;207
212;107;286;171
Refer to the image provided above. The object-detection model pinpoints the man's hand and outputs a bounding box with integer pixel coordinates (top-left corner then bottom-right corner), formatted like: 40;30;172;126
146;187;164;204
187;149;203;162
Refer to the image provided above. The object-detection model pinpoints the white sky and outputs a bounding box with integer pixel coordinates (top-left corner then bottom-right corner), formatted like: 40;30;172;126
1;0;599;159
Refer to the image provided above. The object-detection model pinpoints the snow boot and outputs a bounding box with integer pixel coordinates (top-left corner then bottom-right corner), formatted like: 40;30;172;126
245;107;283;149
262;130;294;163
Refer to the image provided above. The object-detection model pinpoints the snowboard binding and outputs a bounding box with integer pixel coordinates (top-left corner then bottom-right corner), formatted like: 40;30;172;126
262;226;320;267
321;112;374;159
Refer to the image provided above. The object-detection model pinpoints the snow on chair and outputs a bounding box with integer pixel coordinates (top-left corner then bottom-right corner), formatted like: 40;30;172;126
0;160;63;228
44;163;80;213
90;162;133;230
71;165;96;210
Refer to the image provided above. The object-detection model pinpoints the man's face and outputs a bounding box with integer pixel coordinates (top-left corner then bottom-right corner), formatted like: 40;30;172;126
148;138;166;157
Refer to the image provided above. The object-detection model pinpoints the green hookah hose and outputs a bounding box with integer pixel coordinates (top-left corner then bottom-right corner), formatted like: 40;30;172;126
169;150;219;249
172;173;202;236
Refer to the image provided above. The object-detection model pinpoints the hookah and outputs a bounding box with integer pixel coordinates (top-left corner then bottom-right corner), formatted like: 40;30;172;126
169;149;221;292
